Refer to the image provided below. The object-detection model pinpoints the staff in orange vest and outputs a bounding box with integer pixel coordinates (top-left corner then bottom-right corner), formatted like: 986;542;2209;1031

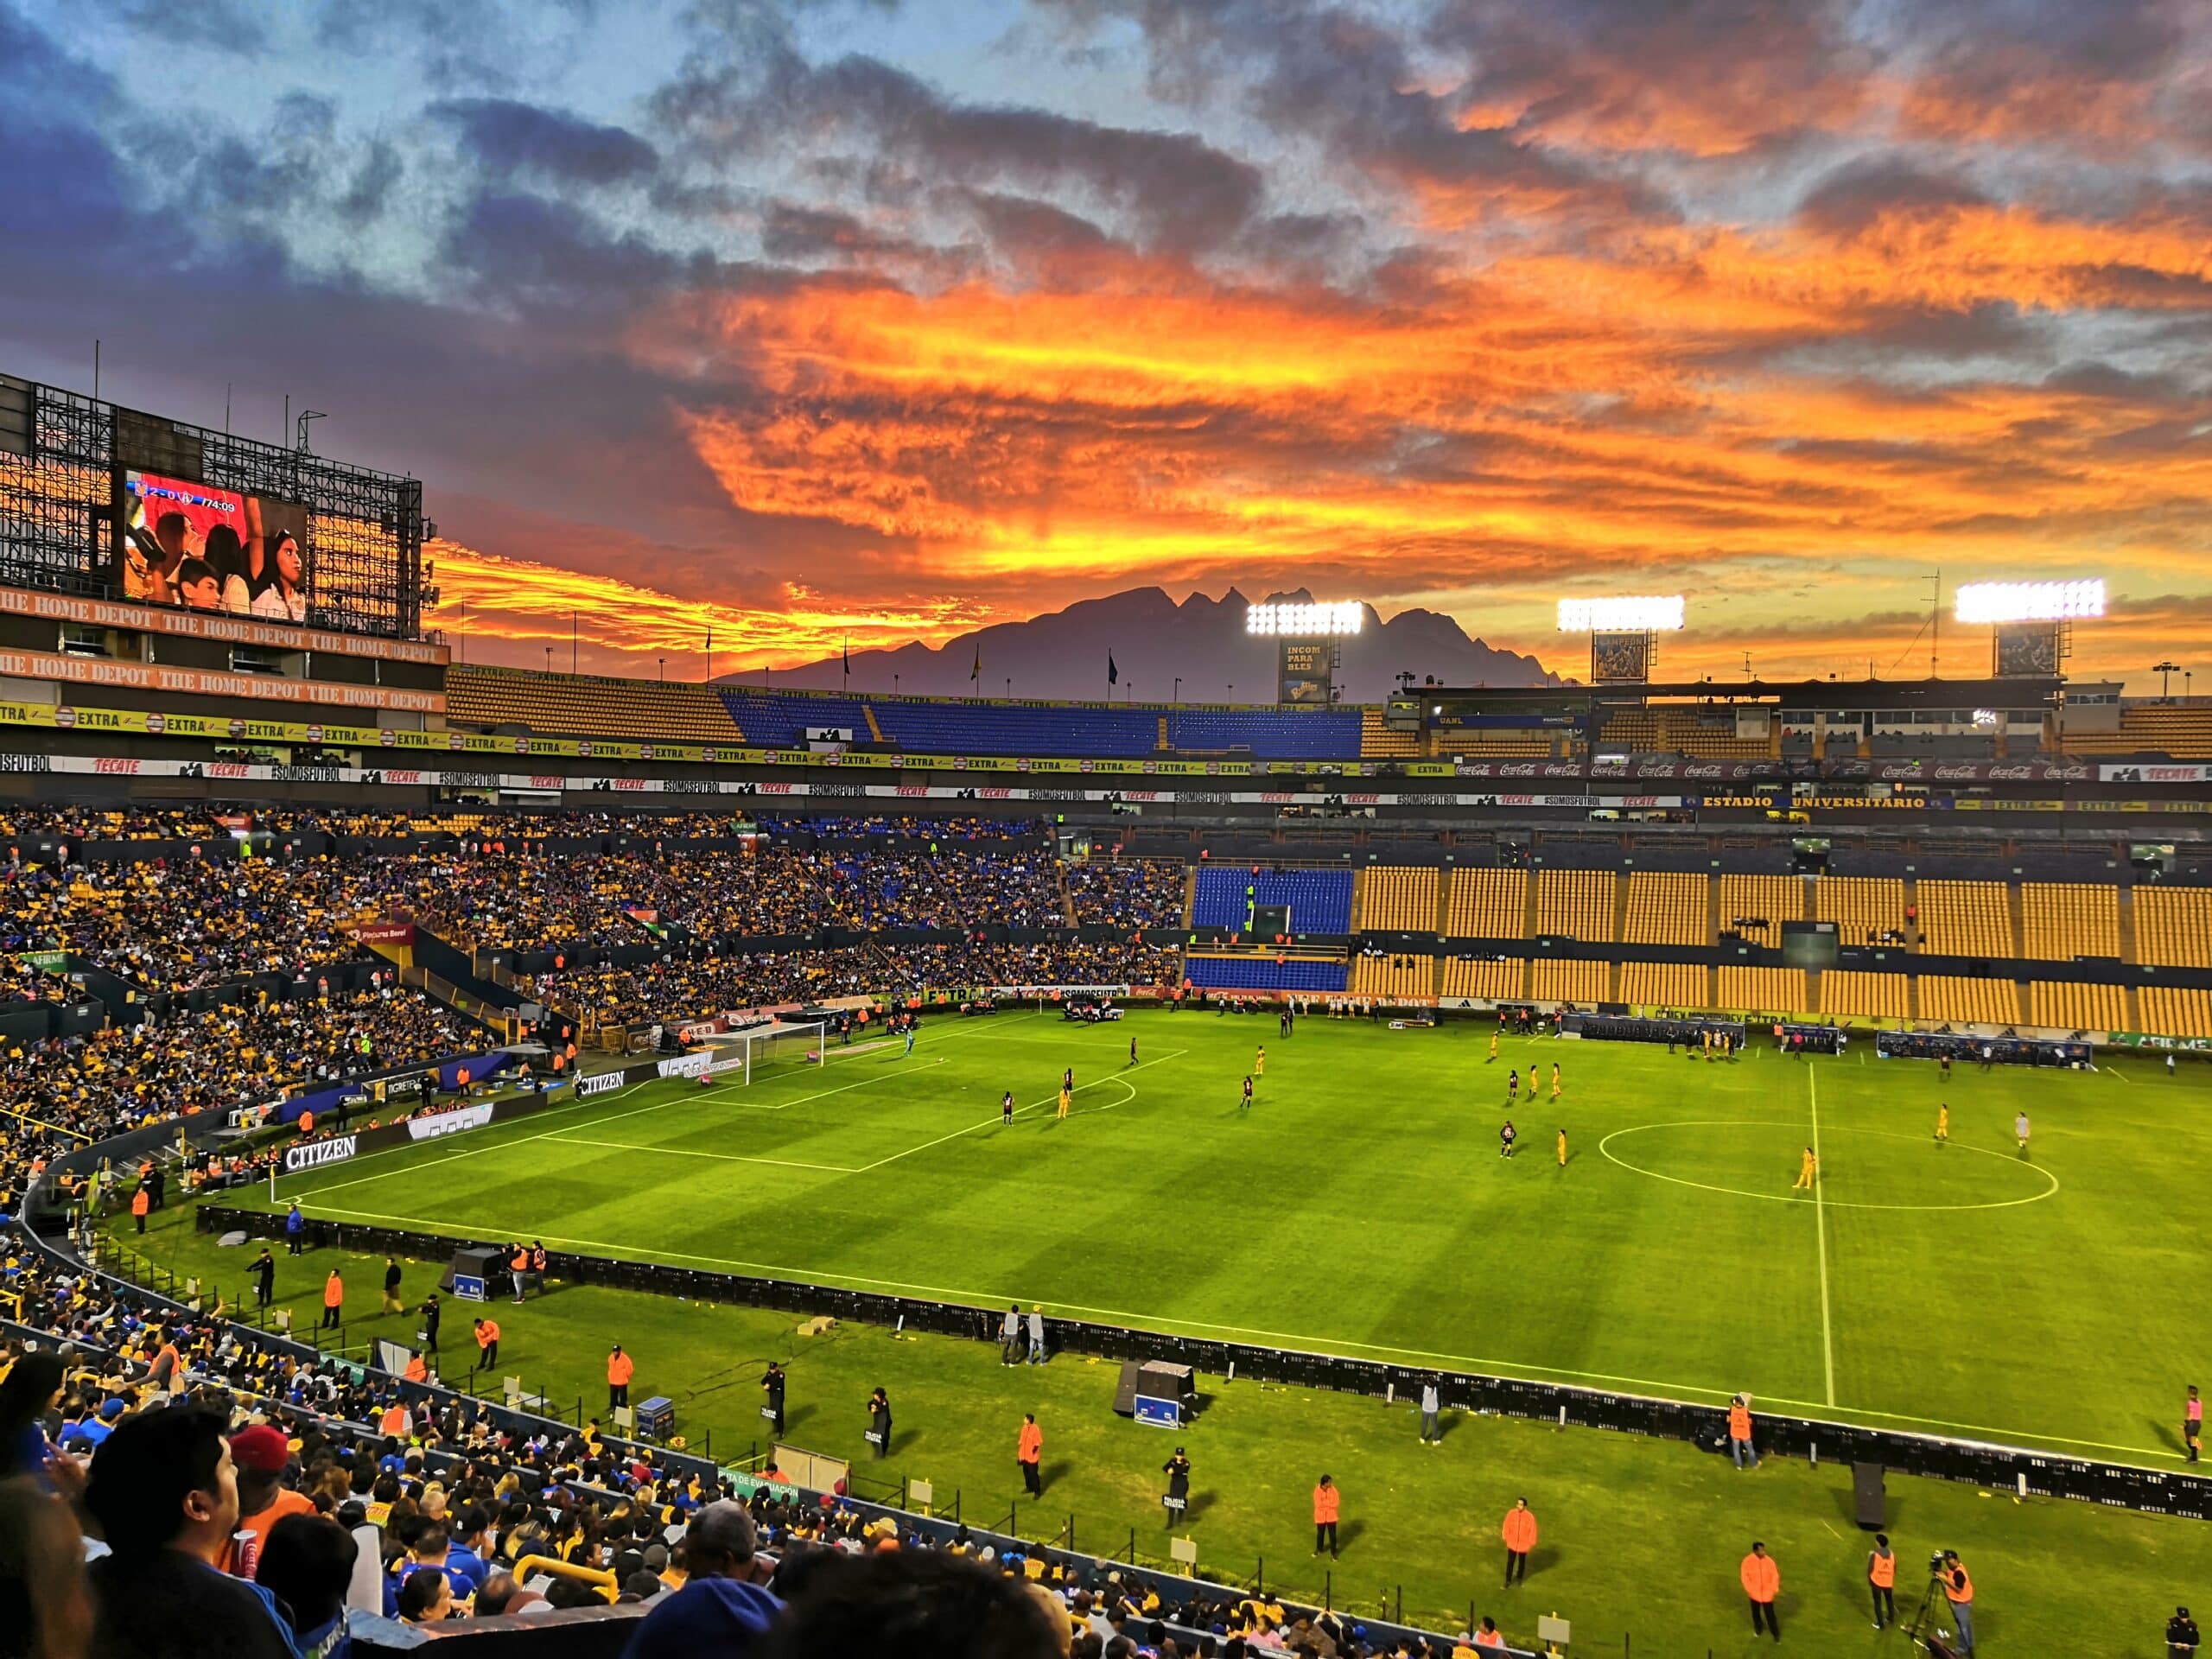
1018;1414;1044;1497
1740;1541;1780;1641
1501;1498;1537;1586
1727;1394;1759;1470
1867;1533;1897;1629
473;1317;500;1373
1938;1551;1975;1655
403;1352;429;1383
130;1185;150;1235
607;1344;634;1412
1312;1474;1340;1559
320;1268;343;1331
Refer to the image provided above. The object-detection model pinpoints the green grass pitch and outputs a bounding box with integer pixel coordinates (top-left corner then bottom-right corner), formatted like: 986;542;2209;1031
137;1010;2212;1649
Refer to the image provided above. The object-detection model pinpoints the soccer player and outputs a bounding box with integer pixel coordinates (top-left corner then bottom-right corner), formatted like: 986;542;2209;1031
1489;1028;1499;1063
1057;1081;1072;1121
1507;1068;1519;1101
1550;1063;1561;1099
2015;1110;2031;1156
1128;1034;1138;1066
904;1028;916;1058
1063;1065;1074;1092
1499;1120;1517;1159
1555;1128;1567;1167
1240;1075;1254;1111
1792;1147;1817;1191
1255;1045;1266;1077
2187;1385;2202;1464
1936;1102;1950;1145
1941;1053;1953;1082
1001;1090;1014;1127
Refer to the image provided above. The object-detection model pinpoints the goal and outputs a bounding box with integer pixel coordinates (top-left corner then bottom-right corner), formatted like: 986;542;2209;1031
699;1019;829;1087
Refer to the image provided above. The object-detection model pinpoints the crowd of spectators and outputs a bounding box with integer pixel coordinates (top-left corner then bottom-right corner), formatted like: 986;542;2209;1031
819;849;1065;930
798;813;1036;840
0;1236;1478;1659
1066;860;1187;927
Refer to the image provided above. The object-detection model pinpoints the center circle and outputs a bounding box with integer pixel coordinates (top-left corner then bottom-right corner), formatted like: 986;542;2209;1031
1598;1119;2061;1212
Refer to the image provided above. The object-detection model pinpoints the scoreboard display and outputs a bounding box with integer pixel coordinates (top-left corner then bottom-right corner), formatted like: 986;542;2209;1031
1278;639;1335;704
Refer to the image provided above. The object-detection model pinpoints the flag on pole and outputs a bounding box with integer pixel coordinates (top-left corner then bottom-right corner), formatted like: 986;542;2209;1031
842;635;850;676
970;640;982;683
1108;652;1119;687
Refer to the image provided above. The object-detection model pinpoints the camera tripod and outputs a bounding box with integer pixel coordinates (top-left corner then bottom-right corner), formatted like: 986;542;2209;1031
1904;1573;1961;1656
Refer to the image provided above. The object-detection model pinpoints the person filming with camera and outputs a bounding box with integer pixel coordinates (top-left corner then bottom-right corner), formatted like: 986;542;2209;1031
1936;1549;1976;1655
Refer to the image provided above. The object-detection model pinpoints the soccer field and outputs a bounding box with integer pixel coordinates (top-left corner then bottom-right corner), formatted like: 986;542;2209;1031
257;1008;2211;1465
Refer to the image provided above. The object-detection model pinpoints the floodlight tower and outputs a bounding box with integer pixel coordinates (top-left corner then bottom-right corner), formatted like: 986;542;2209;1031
1955;579;2104;677
1247;599;1363;705
1556;594;1687;683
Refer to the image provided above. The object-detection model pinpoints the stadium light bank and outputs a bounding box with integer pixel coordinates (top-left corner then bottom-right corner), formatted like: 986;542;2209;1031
1953;579;2106;625
1246;601;1363;635
1556;595;1687;632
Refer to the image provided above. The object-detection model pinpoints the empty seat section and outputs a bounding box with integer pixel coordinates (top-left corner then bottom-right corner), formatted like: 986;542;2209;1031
1622;962;1708;1008
1166;709;1360;760
2022;884;2120;960
1351;954;1437;999
2133;887;2212;968
2028;980;2126;1032
1917;975;2021;1026
874;699;1162;758
447;667;748;744
1623;872;1706;944
2140;986;2212;1039
1359;867;1438;931
718;690;872;748
1917;880;2015;958
1716;875;1803;946
1815;877;1907;946
1444;870;1527;940
1531;870;1616;941
1821;970;1907;1019
1718;966;1807;1012
1359;709;1423;757
1191;868;1353;933
1532;959;1607;1003
1432;730;1553;757
1441;957;1529;1000
1183;956;1349;993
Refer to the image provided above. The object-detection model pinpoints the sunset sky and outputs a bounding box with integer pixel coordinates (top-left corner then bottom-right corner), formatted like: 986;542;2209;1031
3;0;2207;687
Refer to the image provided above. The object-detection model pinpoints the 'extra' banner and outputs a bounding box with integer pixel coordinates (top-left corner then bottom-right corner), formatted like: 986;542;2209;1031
282;1135;359;1173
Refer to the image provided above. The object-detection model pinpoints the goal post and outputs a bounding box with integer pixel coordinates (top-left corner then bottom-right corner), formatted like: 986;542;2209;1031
700;1020;829;1087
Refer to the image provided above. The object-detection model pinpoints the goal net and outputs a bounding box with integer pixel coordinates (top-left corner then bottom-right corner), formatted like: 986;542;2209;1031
694;1020;829;1087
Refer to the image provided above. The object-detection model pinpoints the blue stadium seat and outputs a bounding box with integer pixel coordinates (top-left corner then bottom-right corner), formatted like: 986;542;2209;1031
1192;868;1354;933
715;690;1363;760
1166;709;1359;759
1184;956;1351;992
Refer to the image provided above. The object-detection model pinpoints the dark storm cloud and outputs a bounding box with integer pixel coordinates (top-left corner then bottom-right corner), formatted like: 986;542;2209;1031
653;44;1267;252
1796;157;1990;235
431;98;660;185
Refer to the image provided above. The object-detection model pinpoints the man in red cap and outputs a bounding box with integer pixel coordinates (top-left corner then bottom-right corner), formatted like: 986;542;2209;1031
226;1424;311;1578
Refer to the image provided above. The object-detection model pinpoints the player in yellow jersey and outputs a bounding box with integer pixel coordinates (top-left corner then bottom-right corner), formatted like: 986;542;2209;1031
1550;1063;1562;1099
1489;1029;1499;1063
1057;1084;1072;1121
1792;1146;1817;1190
1255;1046;1266;1077
1936;1102;1949;1145
1556;1128;1568;1166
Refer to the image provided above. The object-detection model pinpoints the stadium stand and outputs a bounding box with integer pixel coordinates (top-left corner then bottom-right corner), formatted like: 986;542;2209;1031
1916;879;2017;959
2029;979;2128;1032
447;665;747;744
1821;970;1909;1020
2056;702;2212;755
1716;874;1804;944
2022;883;2121;961
2133;887;2212;968
1350;951;1437;1000
1065;859;1187;927
1531;958;1607;1004
1183;954;1349;993
1917;974;2024;1027
1165;707;1359;759
1192;868;1353;933
1441;956;1529;1001
2140;985;2212;1039
1531;870;1615;941
1358;709;1422;757
1622;872;1707;945
1718;966;1807;1013
1357;866;1439;931
1443;868;1528;939
716;689;879;748
1815;876;1908;946
1621;961;1709;1008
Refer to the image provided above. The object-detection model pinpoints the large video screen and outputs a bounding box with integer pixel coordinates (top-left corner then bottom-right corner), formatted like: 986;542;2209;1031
119;469;312;622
